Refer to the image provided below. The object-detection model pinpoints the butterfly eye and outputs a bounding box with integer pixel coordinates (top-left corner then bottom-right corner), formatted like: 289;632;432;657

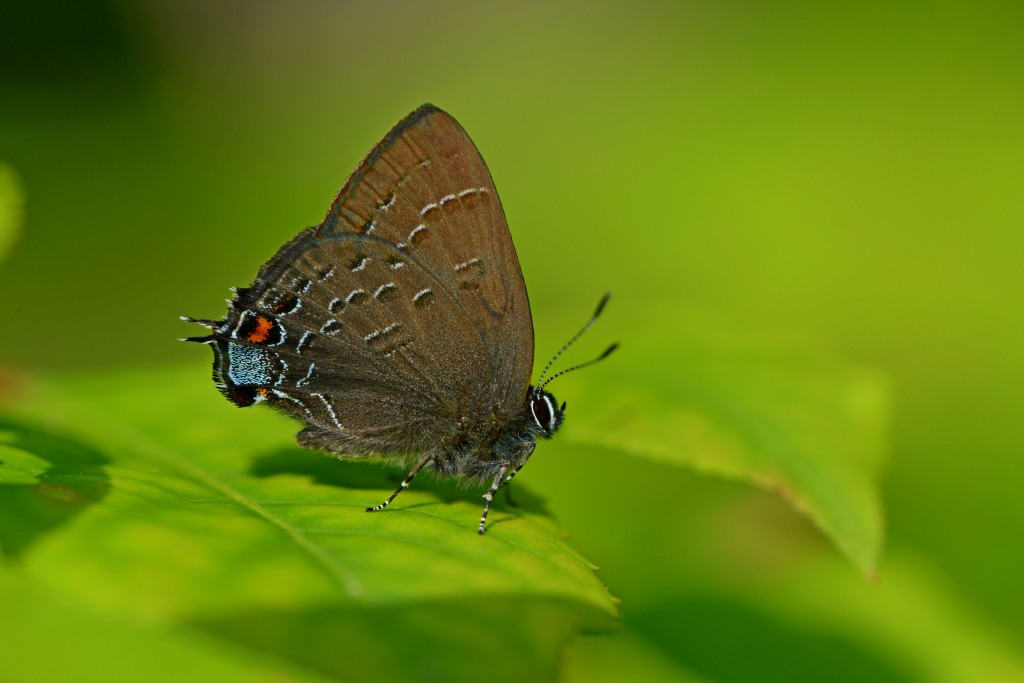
530;391;560;435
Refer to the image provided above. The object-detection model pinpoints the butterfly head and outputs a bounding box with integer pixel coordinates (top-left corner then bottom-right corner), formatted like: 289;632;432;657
528;387;565;438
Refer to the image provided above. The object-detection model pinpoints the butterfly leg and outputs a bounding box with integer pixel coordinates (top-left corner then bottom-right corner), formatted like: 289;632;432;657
500;461;527;507
501;443;535;487
366;455;434;513
478;463;511;535
499;442;536;507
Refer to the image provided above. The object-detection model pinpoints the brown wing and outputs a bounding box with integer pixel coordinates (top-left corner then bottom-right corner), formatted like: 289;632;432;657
228;105;534;455
317;106;534;413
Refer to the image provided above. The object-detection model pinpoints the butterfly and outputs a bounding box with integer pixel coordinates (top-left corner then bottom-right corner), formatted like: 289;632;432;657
183;104;615;533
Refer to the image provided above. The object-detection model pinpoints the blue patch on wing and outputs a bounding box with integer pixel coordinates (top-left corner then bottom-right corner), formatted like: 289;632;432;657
227;343;275;386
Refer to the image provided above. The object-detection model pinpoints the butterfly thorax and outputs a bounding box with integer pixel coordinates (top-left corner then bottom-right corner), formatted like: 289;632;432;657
427;401;539;482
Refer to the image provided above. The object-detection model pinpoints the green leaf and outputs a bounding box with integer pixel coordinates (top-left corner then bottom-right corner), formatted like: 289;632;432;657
558;321;887;577
0;163;22;266
561;632;712;683
547;449;1024;683
0;368;616;683
737;553;1024;683
0;565;336;683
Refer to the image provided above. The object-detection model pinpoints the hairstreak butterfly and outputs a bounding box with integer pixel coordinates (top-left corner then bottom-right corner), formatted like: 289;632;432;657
183;104;616;533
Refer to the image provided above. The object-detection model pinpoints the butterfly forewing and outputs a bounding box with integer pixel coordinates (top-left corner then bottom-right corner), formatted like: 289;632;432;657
227;105;534;456
320;106;533;410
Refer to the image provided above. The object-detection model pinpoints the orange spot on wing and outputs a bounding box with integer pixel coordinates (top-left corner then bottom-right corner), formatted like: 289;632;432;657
247;316;274;343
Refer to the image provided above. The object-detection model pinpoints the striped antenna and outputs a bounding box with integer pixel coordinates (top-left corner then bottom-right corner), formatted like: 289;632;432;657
536;293;614;388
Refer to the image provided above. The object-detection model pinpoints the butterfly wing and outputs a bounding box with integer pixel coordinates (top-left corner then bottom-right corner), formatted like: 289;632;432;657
318;105;534;413
215;105;534;456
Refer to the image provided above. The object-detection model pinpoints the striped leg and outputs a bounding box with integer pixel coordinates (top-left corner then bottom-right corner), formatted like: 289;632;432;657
501;461;527;507
366;455;433;513
502;462;525;487
478;463;510;535
502;444;535;486
500;444;536;507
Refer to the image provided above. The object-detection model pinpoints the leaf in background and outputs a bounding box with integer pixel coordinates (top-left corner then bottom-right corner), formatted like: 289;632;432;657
0;417;110;559
730;552;1024;683
0;163;22;266
543;447;1024;683
562;632;712;683
0;565;336;683
558;321;888;577
0;368;616;683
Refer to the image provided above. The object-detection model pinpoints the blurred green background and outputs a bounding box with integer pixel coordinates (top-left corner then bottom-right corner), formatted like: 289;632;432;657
1;1;1022;681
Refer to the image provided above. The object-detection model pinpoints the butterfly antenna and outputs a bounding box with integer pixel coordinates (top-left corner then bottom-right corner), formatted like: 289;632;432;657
536;293;613;387
540;342;618;389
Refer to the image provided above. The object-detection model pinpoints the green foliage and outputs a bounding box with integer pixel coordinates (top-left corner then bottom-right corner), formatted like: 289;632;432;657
0;567;333;683
563;331;887;576
0;164;21;265
0;372;615;683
